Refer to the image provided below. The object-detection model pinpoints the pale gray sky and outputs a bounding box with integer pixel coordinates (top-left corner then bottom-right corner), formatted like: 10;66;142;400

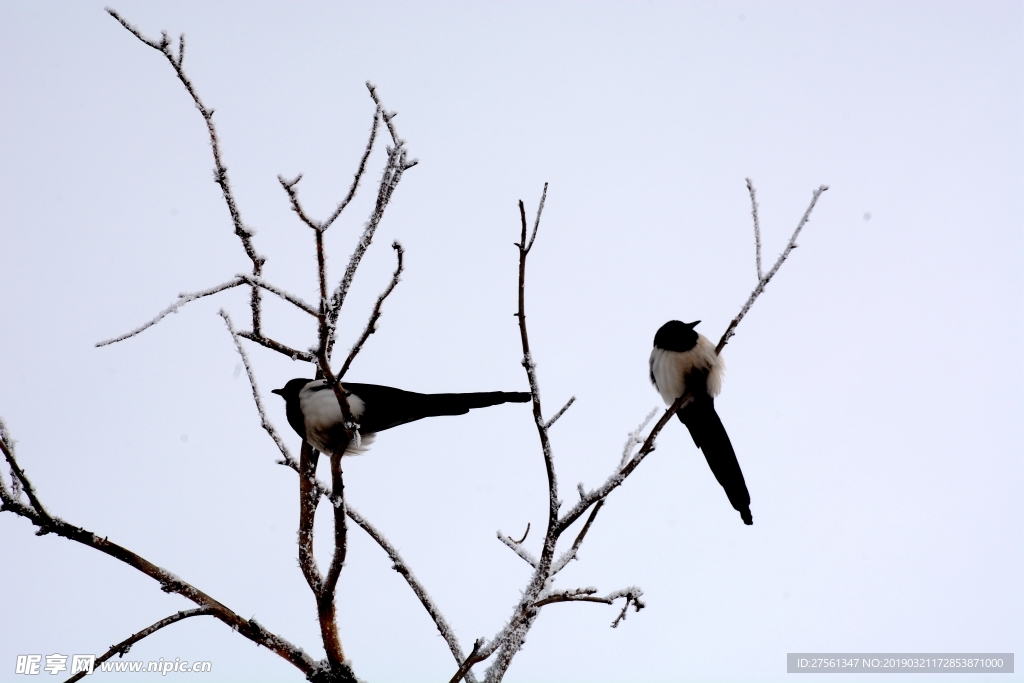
1;2;1021;681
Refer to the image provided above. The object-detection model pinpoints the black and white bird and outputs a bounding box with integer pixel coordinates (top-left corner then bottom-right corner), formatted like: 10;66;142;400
649;320;753;525
271;378;531;456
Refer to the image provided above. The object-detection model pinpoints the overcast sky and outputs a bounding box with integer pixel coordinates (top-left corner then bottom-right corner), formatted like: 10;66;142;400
1;2;1021;682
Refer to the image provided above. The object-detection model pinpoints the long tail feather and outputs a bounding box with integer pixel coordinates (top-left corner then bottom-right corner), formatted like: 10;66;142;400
678;397;753;525
343;383;529;434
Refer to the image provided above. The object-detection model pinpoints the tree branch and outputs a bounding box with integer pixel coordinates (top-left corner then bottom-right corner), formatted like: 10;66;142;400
322;105;382;231
497;530;538;568
551;500;604;575
1;423;320;677
543;396;575;430
532;587;645;628
747;178;763;281
96;274;317;349
323;83;416;361
337;241;404;379
219;311;297;468
65;608;215;683
106;9;267;333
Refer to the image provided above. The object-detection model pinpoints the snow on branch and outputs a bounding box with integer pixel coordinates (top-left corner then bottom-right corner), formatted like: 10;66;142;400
532;586;645;627
95;278;246;347
96;274;318;348
497;530;538;568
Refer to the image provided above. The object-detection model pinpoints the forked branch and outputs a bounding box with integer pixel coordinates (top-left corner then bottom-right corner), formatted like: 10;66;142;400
717;181;829;354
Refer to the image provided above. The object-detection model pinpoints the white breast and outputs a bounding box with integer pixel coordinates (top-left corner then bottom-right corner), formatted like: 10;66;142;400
649;334;724;404
297;381;367;455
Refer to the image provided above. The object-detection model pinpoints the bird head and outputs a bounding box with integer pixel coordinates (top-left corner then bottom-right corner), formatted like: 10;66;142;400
271;378;314;403
653;319;701;352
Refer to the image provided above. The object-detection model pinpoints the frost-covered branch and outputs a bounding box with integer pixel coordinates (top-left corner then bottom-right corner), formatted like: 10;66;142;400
551;500;604;575
65;608;215;683
497;530;538;568
219;311;296;468
716;181;829;354
325;97;416;359
347;506;479;683
337;241;404;379
543;396;575;430
1;419;322;679
325;104;382;231
748;178;764;281
95;278;245;347
96;274;318;348
106;8;267;333
236;331;315;363
533;587;646;628
479;186;646;682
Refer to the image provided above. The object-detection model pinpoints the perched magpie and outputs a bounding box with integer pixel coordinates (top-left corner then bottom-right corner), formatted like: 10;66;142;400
649;320;753;525
271;378;531;456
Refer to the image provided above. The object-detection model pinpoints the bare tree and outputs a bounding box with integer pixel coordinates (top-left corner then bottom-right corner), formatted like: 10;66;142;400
0;10;827;683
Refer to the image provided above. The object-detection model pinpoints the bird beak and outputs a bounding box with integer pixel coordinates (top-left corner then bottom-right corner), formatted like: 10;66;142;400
687;320;701;328
271;388;283;396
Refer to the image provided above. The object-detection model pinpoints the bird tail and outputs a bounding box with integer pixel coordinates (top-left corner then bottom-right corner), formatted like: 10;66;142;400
419;391;531;417
678;397;753;525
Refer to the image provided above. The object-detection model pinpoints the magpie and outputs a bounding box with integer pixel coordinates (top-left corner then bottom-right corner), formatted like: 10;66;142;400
271;378;531;456
649;320;753;525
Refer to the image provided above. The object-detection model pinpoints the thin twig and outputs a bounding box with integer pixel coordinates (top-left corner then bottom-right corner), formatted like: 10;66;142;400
525;182;548;253
65;608;215;683
497;531;539;568
532;587;645;628
237;331;316;362
556;392;692;536
96;274;317;348
95;278;246;347
0;419;51;521
322;105;382;231
747;178;763;281
219;311;297;468
716;183;829;354
279;173;321;231
337;241;405;379
551;500;604;574
543;396;575;430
